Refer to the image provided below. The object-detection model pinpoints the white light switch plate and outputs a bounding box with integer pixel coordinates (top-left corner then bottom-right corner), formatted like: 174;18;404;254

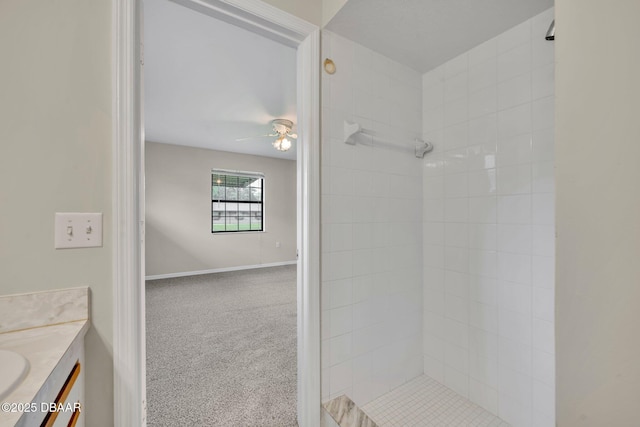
55;212;103;249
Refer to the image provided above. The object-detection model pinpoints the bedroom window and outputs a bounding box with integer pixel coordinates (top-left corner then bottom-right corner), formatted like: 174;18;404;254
211;170;264;233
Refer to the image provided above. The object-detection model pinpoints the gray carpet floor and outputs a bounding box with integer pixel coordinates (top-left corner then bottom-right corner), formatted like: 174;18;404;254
146;265;298;426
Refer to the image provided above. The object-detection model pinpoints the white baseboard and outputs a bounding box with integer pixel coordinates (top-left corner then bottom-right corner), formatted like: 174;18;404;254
145;260;297;281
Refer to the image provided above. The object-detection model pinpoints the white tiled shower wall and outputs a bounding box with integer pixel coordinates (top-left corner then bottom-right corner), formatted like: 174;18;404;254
321;31;424;406
422;8;555;427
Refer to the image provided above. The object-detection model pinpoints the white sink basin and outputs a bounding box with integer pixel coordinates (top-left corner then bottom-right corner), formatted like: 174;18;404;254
0;349;29;400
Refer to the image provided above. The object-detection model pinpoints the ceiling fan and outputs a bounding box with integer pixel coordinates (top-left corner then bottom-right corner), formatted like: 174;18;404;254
236;119;297;152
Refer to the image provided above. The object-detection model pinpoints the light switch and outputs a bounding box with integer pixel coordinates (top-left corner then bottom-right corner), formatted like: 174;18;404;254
55;213;103;249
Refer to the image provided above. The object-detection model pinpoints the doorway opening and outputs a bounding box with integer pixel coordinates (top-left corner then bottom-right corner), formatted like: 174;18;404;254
112;0;320;425
144;4;300;420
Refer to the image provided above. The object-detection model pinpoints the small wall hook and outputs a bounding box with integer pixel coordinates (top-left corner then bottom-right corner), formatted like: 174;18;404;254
324;58;336;75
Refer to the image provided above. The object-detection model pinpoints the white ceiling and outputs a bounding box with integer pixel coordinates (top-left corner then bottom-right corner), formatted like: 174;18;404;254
326;0;554;73
144;0;298;160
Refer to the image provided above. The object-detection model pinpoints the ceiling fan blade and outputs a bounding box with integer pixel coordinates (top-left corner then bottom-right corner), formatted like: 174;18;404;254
235;133;277;142
288;133;298;139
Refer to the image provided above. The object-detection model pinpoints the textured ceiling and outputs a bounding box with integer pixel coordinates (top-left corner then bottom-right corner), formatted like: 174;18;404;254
326;0;554;73
144;0;297;160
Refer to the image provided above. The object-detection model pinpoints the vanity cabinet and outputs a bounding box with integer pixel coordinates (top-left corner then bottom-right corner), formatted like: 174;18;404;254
41;361;82;427
15;334;85;427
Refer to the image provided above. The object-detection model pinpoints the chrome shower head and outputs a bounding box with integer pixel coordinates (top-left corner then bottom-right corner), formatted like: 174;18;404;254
545;19;555;40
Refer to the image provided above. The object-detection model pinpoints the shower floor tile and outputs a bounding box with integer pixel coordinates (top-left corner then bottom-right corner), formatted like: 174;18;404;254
362;375;509;427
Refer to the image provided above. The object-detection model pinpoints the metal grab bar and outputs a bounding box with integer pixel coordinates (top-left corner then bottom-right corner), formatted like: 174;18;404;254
343;120;434;159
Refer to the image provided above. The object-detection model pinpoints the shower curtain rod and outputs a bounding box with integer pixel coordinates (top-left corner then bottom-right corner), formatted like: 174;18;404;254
343;120;434;159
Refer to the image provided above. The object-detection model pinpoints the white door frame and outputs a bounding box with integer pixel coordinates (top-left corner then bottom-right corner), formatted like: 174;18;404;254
112;0;321;425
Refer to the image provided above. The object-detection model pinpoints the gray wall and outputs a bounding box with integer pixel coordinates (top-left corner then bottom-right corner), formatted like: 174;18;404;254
145;142;297;277
556;0;640;425
0;0;113;425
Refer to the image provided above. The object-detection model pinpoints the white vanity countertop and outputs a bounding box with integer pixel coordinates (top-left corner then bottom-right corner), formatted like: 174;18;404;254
0;287;89;427
0;321;88;427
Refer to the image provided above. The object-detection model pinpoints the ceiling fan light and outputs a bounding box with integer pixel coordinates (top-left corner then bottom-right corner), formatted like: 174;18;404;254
280;137;292;151
272;135;291;152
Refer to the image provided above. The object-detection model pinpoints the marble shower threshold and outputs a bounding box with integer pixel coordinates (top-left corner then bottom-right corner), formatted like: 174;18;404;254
323;395;380;427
